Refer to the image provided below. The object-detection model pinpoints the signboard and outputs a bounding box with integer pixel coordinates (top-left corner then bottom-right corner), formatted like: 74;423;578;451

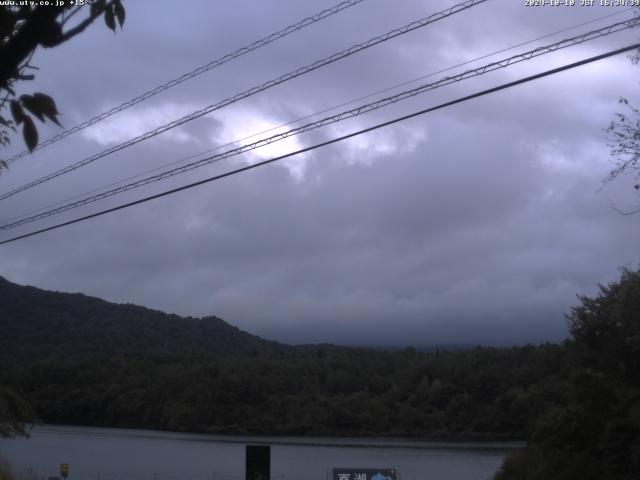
333;468;396;480
60;464;69;479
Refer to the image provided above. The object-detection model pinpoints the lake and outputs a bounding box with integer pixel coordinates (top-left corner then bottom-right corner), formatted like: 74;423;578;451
0;426;521;480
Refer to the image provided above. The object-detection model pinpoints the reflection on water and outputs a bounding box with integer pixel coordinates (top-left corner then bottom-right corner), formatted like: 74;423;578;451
0;425;521;480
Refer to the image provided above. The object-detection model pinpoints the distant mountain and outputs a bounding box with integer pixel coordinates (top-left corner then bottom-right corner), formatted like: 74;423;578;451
0;276;287;362
361;344;476;353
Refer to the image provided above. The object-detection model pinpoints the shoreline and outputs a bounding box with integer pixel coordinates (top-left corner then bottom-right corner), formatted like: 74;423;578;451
24;424;525;450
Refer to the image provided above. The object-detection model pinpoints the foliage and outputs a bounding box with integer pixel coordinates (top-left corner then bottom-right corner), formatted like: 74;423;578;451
0;386;36;438
604;47;640;213
495;268;640;480
0;0;125;169
568;268;640;384
0;345;569;438
606;99;640;211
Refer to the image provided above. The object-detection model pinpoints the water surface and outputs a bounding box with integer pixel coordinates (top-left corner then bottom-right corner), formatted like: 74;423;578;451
0;425;521;480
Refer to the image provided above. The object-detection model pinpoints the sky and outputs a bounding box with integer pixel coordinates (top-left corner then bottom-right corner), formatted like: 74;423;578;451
1;0;639;346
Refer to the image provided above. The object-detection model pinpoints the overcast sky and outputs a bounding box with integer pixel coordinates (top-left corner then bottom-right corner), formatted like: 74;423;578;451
1;0;639;346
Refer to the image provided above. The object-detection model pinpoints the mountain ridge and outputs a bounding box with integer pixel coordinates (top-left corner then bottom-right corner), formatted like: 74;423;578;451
0;276;287;362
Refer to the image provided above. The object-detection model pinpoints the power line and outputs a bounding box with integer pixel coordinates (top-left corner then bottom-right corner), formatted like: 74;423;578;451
1;42;637;246
2;16;637;231
0;0;489;202
4;7;630;227
4;0;367;165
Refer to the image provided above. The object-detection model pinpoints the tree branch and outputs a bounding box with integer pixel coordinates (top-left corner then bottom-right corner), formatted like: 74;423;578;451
58;3;109;43
607;197;640;216
0;2;113;82
60;5;83;27
0;6;62;81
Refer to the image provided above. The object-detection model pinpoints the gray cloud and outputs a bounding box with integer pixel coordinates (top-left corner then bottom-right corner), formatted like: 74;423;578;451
1;0;639;346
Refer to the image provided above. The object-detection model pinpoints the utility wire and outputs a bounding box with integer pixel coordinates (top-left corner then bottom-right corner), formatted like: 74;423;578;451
4;6;631;226
1;17;637;231
0;0;489;202
4;0;367;165
1;43;637;246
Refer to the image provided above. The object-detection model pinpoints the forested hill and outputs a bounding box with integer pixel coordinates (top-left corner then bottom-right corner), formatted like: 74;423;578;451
2;270;638;477
0;276;286;362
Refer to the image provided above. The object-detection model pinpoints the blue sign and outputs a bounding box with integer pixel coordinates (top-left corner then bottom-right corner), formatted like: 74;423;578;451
333;468;396;480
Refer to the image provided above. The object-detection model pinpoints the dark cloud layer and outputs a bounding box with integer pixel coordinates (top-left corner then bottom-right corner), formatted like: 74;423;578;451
1;0;639;346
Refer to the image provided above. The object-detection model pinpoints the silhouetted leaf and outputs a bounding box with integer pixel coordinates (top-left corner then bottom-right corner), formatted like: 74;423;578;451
22;116;38;151
104;5;116;32
20;95;45;122
114;0;125;28
90;0;106;17
10;100;24;125
32;92;61;126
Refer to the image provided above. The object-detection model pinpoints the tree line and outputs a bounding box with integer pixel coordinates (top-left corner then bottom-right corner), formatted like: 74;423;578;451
1;343;567;438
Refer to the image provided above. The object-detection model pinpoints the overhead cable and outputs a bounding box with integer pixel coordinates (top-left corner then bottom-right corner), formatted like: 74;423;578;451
1;42;637;246
6;5;629;226
1;17;637;231
0;0;489;202
4;0;367;164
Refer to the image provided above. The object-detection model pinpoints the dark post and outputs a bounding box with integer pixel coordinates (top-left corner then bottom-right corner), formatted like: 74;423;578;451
245;445;270;480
